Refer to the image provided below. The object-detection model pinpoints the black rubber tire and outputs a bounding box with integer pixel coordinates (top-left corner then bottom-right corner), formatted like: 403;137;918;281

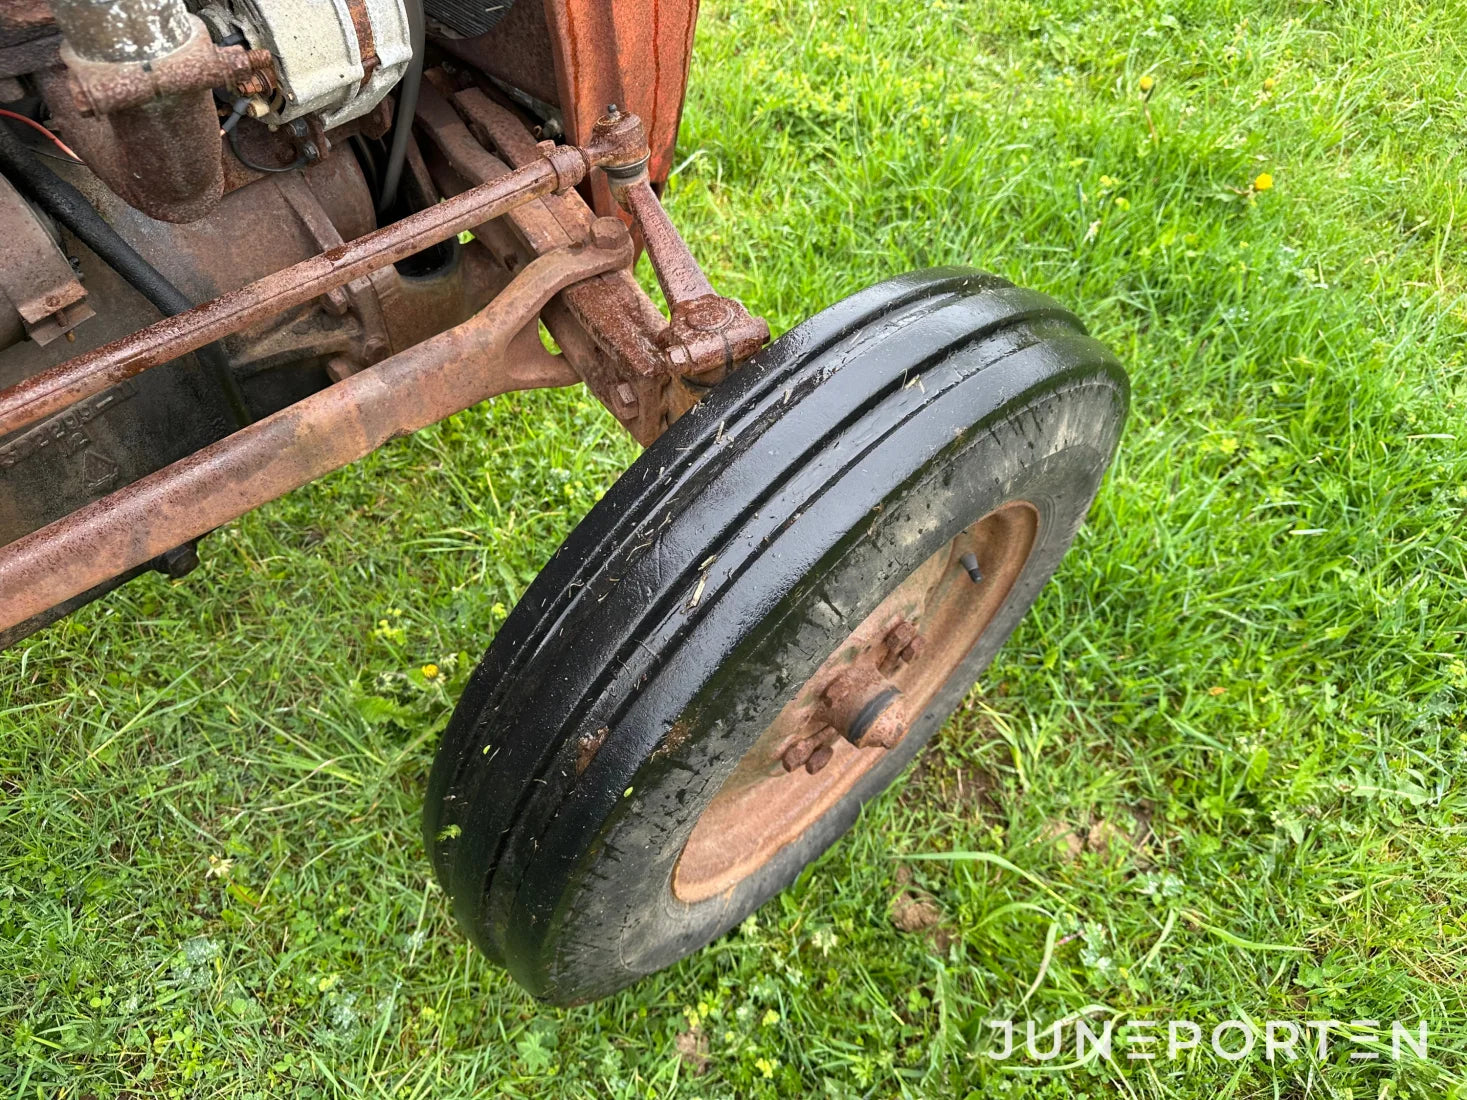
424;267;1128;1003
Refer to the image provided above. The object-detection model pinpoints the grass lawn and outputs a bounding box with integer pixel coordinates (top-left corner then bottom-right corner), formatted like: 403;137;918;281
4;0;1466;1095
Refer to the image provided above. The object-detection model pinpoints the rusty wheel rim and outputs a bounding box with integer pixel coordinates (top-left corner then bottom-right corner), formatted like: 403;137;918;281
673;501;1040;903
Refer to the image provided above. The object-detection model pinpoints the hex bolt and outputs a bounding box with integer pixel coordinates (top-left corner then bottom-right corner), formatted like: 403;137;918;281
880;619;921;674
590;215;626;250
614;382;638;408
884;619;917;651
960;551;983;584
821;672;858;709
781;738;815;772
666;343;694;371
156;542;199;579
805;744;834;775
813;724;841;747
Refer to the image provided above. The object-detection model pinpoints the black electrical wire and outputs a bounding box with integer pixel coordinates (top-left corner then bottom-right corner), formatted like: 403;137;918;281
220;96;249;134
375;0;424;217
349;134;381;195
0;123;253;428
27;143;85;166
227;124;305;173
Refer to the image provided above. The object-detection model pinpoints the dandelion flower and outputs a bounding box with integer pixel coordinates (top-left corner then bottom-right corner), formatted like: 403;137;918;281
206;855;234;879
1253;172;1274;192
421;663;440;679
1139;74;1155;92
1263;77;1276;91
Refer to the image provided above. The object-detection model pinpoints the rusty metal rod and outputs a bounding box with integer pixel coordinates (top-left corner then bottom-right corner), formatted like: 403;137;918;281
0;238;630;631
0;137;633;440
621;178;715;307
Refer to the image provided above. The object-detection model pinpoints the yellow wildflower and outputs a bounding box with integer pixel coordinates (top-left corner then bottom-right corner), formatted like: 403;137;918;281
421;663;440;679
1253;172;1274;192
1139;74;1155;93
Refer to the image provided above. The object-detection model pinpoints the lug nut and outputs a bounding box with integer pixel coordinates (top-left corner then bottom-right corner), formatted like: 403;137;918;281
880;619;923;674
781;738;814;772
884;620;918;651
805;745;834;775
590;215;625;250
821;672;858;709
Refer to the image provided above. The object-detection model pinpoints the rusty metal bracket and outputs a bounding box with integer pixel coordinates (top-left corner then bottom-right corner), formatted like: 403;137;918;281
592;106;768;377
0;234;632;631
0;173;95;347
0;113;651;439
619;176;768;376
416;82;668;441
415;85;768;437
63;19;274;117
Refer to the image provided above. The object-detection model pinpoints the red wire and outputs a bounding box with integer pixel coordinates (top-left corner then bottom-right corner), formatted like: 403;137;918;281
0;108;82;162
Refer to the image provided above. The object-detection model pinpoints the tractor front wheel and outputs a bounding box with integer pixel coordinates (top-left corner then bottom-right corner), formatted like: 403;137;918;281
424;267;1128;1003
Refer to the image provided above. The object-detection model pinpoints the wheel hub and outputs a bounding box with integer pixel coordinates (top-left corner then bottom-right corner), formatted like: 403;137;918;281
672;500;1040;903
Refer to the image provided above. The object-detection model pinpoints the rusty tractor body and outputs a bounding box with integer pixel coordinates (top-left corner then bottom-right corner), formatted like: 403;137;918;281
0;0;757;643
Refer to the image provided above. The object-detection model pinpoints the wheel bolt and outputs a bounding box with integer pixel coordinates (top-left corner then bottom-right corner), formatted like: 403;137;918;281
781;738;815;772
822;672;858;709
805;744;834;774
880;619;923;674
884;620;918;652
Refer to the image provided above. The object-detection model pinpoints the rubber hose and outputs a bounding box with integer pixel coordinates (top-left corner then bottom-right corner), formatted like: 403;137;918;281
0;122;253;428
376;0;425;217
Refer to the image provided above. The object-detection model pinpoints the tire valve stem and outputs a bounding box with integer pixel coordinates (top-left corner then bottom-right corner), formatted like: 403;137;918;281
960;551;983;584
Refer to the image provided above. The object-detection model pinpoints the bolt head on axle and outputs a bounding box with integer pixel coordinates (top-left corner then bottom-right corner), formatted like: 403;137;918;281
589;216;628;251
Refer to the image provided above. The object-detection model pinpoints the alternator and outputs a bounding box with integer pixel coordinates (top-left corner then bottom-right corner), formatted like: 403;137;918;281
198;0;412;128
